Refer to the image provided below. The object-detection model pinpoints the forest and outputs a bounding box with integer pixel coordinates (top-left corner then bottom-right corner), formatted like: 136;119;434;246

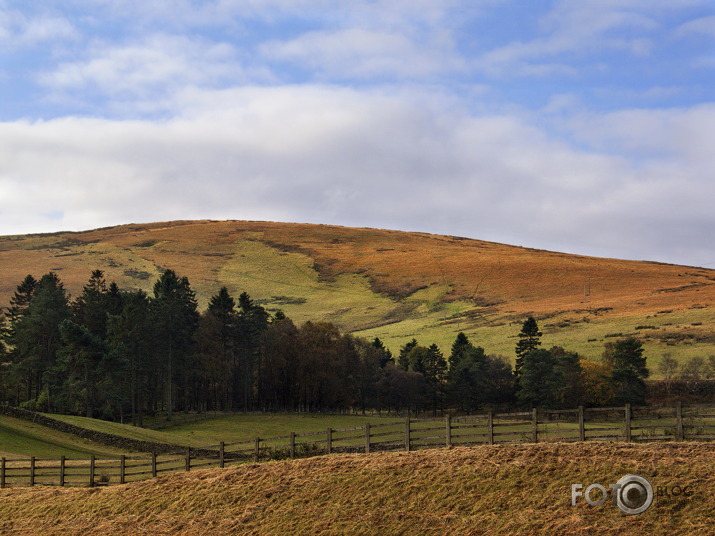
0;269;654;423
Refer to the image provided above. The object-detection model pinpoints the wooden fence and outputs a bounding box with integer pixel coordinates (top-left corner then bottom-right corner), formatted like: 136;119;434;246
2;403;714;488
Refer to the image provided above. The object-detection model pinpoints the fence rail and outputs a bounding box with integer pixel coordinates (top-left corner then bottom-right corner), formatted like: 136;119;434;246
2;403;714;488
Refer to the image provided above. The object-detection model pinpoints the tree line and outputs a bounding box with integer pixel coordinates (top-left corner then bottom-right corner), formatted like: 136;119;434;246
0;269;652;422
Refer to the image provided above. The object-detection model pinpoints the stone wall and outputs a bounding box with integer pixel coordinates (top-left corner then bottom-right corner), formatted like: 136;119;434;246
0;405;219;457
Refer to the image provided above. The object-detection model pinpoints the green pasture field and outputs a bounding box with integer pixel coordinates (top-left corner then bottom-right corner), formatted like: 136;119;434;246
0;415;127;459
357;305;715;375
45;412;392;448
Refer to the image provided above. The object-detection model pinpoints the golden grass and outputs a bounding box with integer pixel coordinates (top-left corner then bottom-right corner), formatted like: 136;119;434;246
1;220;713;365
0;442;712;535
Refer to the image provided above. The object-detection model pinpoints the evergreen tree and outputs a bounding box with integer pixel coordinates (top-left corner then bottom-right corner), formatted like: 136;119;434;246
449;332;473;371
447;344;488;411
406;343;446;415
371;337;394;368
257;316;299;410
610;338;649;405
9;272;70;409
107;290;154;425
516;348;561;409
515;317;542;378
550;346;584;408
151;270;199;420
196;287;237;410
7;274;36;326
52;320;110;417
234;292;269;410
73;270;122;339
398;339;418;370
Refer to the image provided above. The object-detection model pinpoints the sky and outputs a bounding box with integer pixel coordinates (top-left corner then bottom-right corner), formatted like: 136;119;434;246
0;1;714;268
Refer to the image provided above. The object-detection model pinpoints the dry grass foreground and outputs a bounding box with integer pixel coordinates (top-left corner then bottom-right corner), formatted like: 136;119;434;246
0;442;712;535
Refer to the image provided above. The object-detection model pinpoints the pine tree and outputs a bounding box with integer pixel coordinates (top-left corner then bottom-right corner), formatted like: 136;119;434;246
371;337;394;367
447;344;488;411
151;270;199;420
7;274;36;326
516;348;560;409
551;346;584;408
234;292;269;410
53;320;109;418
73;270;117;339
107;290;153;425
610;338;649;405
9;272;70;409
515;317;542;378
449;332;473;371
398;339;418;370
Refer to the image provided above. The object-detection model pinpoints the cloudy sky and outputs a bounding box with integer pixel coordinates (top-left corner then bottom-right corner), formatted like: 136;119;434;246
1;1;714;267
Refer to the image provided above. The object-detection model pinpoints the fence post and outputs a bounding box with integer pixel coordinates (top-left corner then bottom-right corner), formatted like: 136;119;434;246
364;424;371;454
405;417;411;452
185;448;191;472
30;456;35;487
326;428;332;455
220;441;225;468
1;457;5;489
290;432;296;459
578;406;585;442
676;402;684;441
120;455;126;485
89;455;95;487
532;408;538;443
151;453;157;478
60;455;66;487
625;404;631;442
488;411;494;445
254;437;260;462
445;414;452;447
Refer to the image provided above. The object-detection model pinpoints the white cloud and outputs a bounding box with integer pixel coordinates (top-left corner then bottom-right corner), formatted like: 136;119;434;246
37;34;269;108
0;7;75;47
472;0;706;77
261;28;463;79
674;15;715;39
0;86;713;266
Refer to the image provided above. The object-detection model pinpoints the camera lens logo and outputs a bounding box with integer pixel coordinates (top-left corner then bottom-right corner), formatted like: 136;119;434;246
614;474;654;515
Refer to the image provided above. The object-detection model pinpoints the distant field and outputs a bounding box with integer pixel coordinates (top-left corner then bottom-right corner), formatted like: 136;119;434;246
49;412;387;448
0;441;712;535
0;415;127;459
1;220;713;368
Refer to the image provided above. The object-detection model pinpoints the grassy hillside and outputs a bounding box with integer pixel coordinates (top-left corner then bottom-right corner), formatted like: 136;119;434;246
0;442;712;535
1;220;713;368
0;415;128;459
48;412;379;448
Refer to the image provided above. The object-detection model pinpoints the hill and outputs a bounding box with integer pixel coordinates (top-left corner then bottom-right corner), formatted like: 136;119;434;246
1;220;713;366
0;442;712;535
0;414;129;459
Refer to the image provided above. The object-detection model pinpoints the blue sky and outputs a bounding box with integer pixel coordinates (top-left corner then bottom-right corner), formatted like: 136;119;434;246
0;1;714;267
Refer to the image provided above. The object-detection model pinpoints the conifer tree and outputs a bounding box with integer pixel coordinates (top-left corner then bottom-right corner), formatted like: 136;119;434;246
515;316;542;378
151;270;199;420
398;339;418;370
9;272;70;409
610;338;649;405
449;332;473;371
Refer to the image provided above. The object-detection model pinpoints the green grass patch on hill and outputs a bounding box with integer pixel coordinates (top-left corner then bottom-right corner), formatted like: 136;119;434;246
43;412;391;449
0;416;127;459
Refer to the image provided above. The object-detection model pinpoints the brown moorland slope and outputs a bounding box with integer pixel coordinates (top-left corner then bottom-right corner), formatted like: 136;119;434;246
0;442;712;535
0;220;713;362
